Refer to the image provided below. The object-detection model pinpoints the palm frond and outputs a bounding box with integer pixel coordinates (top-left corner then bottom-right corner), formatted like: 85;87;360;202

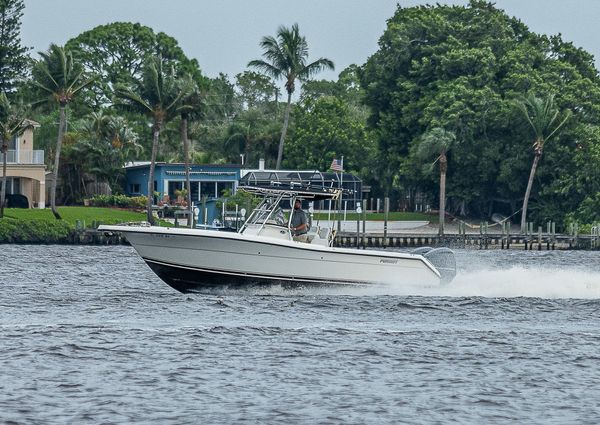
517;93;571;144
416;127;456;160
249;23;333;90
247;60;283;79
299;58;335;80
0;92;29;142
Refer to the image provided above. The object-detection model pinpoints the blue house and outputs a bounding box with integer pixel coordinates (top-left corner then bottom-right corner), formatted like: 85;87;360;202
124;162;241;222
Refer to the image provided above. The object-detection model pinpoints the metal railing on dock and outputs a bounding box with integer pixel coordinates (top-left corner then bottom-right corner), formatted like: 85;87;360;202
334;220;599;251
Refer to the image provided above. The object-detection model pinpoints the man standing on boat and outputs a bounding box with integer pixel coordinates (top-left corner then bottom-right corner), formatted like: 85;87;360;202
290;199;309;242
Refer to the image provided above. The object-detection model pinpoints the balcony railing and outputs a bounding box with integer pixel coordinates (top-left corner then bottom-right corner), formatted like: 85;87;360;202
5;150;45;165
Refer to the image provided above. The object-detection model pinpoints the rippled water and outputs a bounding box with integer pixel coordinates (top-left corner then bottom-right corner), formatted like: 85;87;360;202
2;245;600;424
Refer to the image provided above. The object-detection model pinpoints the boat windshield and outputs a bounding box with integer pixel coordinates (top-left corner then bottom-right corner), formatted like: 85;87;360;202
246;197;288;227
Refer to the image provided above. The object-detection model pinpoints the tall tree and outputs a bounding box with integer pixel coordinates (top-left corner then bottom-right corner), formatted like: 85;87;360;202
32;44;94;219
360;1;600;222
517;93;571;232
415;128;456;236
177;75;205;226
66;22;204;106
0;92;26;217
235;71;278;109
114;56;194;223
248;23;334;169
73;110;141;190
284;96;372;173
0;0;29;93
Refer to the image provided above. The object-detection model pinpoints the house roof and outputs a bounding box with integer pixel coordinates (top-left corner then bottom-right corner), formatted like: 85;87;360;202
124;162;242;170
240;170;362;184
22;119;41;129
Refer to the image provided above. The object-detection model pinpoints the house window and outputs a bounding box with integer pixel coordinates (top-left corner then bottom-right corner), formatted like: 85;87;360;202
12;177;20;194
200;181;216;198
130;183;141;194
198;181;235;199
9;136;17;150
217;181;234;197
191;182;199;202
168;181;184;200
0;177;20;195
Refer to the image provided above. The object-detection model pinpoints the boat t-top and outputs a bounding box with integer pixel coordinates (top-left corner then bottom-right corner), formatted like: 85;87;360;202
99;186;456;293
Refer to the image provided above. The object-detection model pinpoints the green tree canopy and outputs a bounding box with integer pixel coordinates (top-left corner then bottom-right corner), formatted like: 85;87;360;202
284;96;373;174
0;0;29;93
73;110;141;186
114;56;195;222
66;22;206;106
361;0;600;223
235;71;278;110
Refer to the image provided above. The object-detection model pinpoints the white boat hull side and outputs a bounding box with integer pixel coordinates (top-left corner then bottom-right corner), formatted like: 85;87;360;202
102;226;441;292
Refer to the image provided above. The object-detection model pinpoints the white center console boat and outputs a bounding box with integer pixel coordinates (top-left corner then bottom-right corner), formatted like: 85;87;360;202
99;186;456;293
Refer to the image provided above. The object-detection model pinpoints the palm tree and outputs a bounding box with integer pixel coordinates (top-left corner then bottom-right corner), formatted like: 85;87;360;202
177;75;204;226
114;56;194;223
75;111;141;189
416;128;456;236
224;108;268;164
517;94;571;233
32;44;94;219
248;23;334;169
0;93;27;218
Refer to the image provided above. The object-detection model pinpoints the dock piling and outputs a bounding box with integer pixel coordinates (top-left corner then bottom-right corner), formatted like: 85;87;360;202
383;197;389;248
362;199;367;249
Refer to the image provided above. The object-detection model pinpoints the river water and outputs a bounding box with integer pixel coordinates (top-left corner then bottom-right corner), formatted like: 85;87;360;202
1;245;600;424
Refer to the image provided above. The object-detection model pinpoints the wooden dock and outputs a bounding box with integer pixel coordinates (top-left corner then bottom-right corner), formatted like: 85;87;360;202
72;218;600;250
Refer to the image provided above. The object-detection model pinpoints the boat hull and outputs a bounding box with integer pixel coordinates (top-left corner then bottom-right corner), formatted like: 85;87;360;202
100;226;442;293
144;258;365;292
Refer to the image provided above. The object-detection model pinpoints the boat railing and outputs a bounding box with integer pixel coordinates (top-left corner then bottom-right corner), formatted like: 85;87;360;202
240;193;288;237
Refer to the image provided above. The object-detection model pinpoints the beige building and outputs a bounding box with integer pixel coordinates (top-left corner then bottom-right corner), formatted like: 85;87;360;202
3;119;45;208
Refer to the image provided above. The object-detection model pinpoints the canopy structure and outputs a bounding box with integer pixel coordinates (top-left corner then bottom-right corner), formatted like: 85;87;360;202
239;185;341;201
239;170;362;208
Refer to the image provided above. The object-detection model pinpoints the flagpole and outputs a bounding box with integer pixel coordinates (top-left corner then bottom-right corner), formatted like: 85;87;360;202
338;156;344;233
340;156;344;191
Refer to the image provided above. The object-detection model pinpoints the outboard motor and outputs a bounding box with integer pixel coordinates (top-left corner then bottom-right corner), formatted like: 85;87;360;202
412;247;457;284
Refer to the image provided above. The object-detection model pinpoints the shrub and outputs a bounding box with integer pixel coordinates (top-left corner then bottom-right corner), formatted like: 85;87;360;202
565;192;600;232
128;196;147;209
89;194;111;207
87;194;147;210
0;218;73;243
216;189;261;212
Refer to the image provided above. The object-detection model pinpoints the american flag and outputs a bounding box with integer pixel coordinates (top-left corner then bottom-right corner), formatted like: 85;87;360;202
330;158;343;171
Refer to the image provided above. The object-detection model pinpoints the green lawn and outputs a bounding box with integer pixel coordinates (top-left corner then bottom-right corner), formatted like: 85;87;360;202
2;207;436;226
313;211;438;223
2;207;148;226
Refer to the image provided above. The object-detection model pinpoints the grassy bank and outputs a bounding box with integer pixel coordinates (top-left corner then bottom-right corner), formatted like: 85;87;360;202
0;207;148;243
313;211;438;223
0;206;436;243
2;207;147;224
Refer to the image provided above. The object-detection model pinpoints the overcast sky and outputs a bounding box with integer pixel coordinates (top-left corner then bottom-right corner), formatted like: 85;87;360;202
21;0;600;84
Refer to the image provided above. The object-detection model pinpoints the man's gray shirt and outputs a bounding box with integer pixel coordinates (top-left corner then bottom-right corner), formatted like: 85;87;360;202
290;209;308;235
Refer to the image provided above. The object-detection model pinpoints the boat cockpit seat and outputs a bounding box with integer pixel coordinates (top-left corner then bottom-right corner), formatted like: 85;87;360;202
310;226;332;246
306;225;318;243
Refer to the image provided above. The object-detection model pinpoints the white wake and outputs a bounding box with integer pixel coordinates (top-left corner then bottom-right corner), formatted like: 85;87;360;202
427;267;600;299
228;267;600;299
